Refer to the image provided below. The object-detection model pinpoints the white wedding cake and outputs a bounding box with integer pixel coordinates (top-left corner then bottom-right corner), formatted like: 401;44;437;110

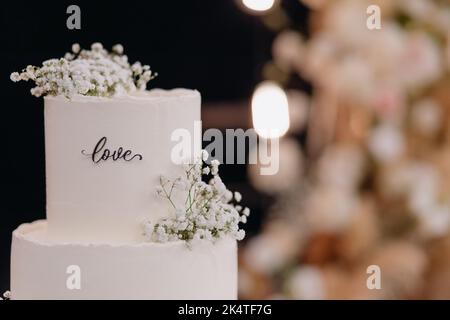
9;43;248;300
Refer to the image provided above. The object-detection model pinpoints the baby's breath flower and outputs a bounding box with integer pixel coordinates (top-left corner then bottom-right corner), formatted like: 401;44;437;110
210;159;220;175
64;52;75;60
112;44;124;55
131;61;143;74
235;229;246;241
71;43;80;54
30;87;44;97
2;291;11;300
10;42;156;98
91;42;103;51
144;150;249;244
10;72;20;82
202;166;210;175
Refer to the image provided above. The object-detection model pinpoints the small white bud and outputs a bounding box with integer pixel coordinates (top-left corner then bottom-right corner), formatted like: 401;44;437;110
91;42;103;51
71;43;81;54
201;150;209;161
235;229;246;241
112;44;124;55
2;291;11;300
10;72;20;82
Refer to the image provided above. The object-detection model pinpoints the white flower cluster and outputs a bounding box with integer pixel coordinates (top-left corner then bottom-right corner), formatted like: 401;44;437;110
143;150;250;243
10;42;156;98
0;291;10;300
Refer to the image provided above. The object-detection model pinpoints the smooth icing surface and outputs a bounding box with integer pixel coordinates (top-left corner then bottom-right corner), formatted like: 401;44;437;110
10;88;239;300
44;89;201;243
11;221;237;300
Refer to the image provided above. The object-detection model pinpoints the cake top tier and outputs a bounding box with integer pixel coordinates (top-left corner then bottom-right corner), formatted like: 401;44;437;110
10;42;157;99
44;88;200;103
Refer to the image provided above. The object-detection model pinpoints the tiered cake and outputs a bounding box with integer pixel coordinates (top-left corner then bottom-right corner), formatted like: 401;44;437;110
9;44;240;299
10;90;237;299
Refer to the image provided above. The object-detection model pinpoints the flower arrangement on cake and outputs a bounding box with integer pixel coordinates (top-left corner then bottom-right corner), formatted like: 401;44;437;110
10;42;156;98
144;150;250;243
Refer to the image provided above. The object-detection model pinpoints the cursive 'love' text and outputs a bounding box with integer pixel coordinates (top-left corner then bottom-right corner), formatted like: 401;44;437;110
81;136;143;163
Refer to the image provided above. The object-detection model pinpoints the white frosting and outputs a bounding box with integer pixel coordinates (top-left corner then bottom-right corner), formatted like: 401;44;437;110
44;89;201;243
11;221;237;300
10;88;239;299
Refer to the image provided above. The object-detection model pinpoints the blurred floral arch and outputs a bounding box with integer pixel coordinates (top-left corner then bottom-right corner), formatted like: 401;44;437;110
241;0;450;299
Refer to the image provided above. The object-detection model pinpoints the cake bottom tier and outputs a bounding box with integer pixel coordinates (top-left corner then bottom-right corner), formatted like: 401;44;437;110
11;220;237;300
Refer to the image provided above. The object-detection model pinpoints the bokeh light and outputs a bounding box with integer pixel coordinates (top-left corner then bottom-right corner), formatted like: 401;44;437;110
251;81;290;139
242;0;275;12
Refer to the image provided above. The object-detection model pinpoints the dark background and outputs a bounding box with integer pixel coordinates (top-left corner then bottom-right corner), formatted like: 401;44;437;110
0;0;308;293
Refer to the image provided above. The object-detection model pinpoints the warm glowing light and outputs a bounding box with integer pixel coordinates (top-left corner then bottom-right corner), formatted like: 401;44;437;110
252;81;290;139
242;0;275;12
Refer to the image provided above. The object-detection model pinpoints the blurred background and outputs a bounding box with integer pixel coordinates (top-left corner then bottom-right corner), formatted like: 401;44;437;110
2;0;450;299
